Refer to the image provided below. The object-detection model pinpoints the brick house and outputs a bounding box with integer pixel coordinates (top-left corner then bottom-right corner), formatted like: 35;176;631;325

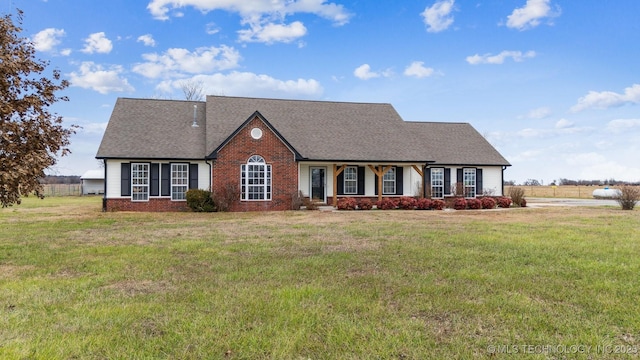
96;96;510;211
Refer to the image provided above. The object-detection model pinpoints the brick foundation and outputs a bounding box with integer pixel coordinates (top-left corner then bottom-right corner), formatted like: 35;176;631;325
104;198;190;212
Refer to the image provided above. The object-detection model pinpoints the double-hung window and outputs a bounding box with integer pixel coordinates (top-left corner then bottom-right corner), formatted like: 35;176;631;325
431;168;444;198
382;167;396;194
463;168;476;198
131;163;149;201
171;163;189;200
343;166;358;194
241;155;272;201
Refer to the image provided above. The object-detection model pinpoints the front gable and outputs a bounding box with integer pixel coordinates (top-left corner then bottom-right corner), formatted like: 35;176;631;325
211;113;299;211
207;111;302;160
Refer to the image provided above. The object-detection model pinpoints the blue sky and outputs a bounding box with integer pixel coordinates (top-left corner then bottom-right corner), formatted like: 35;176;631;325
6;0;640;183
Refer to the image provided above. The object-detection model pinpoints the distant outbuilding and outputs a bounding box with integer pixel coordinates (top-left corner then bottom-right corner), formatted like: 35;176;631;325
80;169;105;195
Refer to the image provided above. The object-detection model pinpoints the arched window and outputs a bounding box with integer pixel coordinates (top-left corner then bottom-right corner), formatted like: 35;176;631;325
241;155;272;201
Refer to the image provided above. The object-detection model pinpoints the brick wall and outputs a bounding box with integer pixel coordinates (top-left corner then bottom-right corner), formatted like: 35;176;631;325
105;198;189;212
212;116;298;211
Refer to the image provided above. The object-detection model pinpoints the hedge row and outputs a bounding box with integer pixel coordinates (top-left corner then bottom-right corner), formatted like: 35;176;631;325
337;196;519;210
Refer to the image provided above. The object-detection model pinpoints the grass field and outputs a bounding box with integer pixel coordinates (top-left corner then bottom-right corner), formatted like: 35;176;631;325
1;197;639;359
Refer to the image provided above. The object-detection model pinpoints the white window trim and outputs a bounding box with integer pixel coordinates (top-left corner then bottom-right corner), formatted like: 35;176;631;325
382;167;396;195
343;166;358;195
241;155;272;201
131;163;149;202
171;163;189;201
431;168;444;199
463;168;476;198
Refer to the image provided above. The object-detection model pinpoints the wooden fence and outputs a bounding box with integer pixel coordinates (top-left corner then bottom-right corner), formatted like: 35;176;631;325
40;184;83;197
504;185;617;199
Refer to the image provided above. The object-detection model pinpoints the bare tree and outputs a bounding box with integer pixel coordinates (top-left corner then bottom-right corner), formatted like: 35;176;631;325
179;80;205;101
0;10;77;207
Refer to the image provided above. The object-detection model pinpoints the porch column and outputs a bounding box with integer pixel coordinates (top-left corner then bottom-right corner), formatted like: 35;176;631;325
332;164;346;207
368;165;393;203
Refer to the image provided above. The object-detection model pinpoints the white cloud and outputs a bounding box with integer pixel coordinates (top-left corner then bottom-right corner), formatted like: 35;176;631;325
606;119;640;133
506;0;560;31
238;21;307;44
555;118;573;129
32;28;65;52
517;122;590;138
206;22;220;35
404;61;435;78
571;84;640;112
156;72;323;98
522;106;551;119
148;0;351;24
80;122;109;135
560;151;640;181
69;62;134;94
354;64;380;80
81;32;113;54
421;0;455;33
132;45;241;79
137;34;156;47
147;0;351;44
466;50;536;65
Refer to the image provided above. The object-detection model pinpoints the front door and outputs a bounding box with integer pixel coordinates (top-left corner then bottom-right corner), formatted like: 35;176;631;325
310;167;326;203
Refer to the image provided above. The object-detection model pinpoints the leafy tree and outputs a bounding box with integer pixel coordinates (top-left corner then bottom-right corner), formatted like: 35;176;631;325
0;10;76;207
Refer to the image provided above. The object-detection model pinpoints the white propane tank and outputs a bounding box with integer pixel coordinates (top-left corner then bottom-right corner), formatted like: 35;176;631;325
592;187;621;199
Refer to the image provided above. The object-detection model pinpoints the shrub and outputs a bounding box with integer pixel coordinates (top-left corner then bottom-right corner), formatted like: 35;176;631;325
358;198;373;210
302;197;319;210
397;196;417;210
212;182;239;212
337;197;357;210
186;189;216;212
497;197;512;208
615;185;640;210
430;199;445;210
376;198;397;210
291;191;303;210
480;197;496;209
467;198;482;209
509;187;526;207
520;198;527;208
453;197;467;210
415;198;432;210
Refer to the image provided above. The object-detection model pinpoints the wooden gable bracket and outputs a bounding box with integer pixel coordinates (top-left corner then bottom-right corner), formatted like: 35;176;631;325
411;165;423;177
368;165;393;202
332;164;347;206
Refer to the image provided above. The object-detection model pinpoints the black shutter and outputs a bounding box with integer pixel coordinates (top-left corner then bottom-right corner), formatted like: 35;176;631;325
395;166;403;195
161;164;170;196
120;163;131;196
374;172;378;195
444;168;451;195
337;169;344;195
150;163;159;196
476;169;483;195
457;168;463;186
189;164;198;189
357;166;365;195
425;168;431;197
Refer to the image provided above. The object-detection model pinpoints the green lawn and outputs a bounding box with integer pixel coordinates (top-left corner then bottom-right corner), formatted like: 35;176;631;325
1;197;639;359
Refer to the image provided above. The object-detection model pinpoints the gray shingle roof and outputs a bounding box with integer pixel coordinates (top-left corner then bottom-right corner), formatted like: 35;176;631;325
97;96;510;166
97;98;206;159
